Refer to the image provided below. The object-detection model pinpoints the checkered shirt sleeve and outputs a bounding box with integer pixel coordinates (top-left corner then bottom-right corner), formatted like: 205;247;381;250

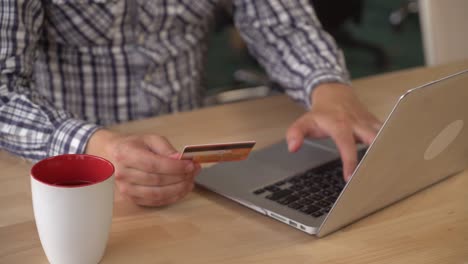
233;0;351;107
0;0;99;162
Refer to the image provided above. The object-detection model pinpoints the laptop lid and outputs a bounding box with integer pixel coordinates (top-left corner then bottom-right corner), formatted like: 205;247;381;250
318;69;468;236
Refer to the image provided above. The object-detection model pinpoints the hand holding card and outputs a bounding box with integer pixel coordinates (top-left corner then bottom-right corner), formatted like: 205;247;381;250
179;141;256;163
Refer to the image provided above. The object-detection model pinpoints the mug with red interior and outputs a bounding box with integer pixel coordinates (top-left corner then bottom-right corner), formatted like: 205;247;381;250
31;154;114;264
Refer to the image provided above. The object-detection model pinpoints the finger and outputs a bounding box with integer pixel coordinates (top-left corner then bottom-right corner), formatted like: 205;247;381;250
154;155;196;175
120;179;194;202
118;162;201;186
353;123;379;146
129;183;195;207
286;119;314;152
326;124;358;181
286;126;304;152
116;167;190;186
364;113;383;132
373;121;383;132
117;145;195;175
132;187;193;207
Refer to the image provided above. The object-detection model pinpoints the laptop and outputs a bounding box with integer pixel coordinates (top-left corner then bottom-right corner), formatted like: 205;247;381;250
195;69;468;237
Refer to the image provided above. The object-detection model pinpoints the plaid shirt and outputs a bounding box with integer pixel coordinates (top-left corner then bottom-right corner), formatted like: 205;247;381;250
0;0;349;162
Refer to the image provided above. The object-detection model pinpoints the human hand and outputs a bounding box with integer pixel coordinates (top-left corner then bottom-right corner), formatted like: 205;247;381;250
86;130;201;207
286;83;382;181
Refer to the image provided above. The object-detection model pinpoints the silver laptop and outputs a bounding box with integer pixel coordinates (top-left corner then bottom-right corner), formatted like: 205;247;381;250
196;69;468;237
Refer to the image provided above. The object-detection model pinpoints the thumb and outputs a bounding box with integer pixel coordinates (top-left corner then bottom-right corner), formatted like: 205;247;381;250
169;152;182;160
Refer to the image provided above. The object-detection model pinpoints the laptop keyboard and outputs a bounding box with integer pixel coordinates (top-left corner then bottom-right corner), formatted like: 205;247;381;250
252;148;367;218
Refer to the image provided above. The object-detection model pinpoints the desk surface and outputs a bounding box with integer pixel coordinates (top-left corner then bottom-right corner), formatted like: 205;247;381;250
1;61;468;264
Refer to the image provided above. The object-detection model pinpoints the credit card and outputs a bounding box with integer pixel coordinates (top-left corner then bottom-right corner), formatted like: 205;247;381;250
179;141;256;163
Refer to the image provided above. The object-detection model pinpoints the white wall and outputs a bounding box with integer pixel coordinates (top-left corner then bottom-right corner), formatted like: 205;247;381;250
419;0;468;66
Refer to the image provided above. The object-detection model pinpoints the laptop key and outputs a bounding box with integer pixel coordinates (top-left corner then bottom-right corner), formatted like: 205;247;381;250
266;189;293;201
265;185;283;193
321;190;334;196
296;191;310;198
306;186;320;193
304;172;316;179
298;198;315;206
331;186;343;193
312;177;324;183
288;176;302;184
275;180;287;186
278;195;299;205
290;184;305;192
311;211;324;218
300;205;320;214
253;188;266;195
288;202;304;210
305;181;320;189
316;200;332;208
307;194;324;201
325;196;338;203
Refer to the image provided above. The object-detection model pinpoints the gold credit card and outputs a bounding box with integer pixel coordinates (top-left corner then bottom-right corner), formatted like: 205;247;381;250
180;141;256;163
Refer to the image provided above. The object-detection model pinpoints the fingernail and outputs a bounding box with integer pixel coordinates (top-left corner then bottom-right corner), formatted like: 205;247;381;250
345;174;352;182
169;152;181;159
185;163;195;173
287;139;296;152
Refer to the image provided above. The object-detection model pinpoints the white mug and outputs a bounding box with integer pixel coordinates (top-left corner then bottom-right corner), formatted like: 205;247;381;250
31;154;115;264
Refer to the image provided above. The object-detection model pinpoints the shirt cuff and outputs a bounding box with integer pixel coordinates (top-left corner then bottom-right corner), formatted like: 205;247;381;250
304;70;351;109
47;119;101;157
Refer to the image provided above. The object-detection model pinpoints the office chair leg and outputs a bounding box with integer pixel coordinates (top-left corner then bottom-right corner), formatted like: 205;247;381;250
389;0;419;32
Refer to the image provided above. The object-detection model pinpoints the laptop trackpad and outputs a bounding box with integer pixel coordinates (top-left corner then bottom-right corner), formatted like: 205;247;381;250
253;140;339;176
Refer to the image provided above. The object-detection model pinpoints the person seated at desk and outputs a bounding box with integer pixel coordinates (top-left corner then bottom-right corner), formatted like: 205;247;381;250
0;0;381;207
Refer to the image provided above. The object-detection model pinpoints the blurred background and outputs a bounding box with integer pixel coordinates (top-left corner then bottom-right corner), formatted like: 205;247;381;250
204;0;424;101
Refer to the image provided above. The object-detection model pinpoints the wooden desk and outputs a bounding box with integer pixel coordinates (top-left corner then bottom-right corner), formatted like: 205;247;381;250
1;61;468;264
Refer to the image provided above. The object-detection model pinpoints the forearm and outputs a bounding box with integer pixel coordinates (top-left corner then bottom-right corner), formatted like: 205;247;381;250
0;0;99;162
0;93;100;161
233;0;350;106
